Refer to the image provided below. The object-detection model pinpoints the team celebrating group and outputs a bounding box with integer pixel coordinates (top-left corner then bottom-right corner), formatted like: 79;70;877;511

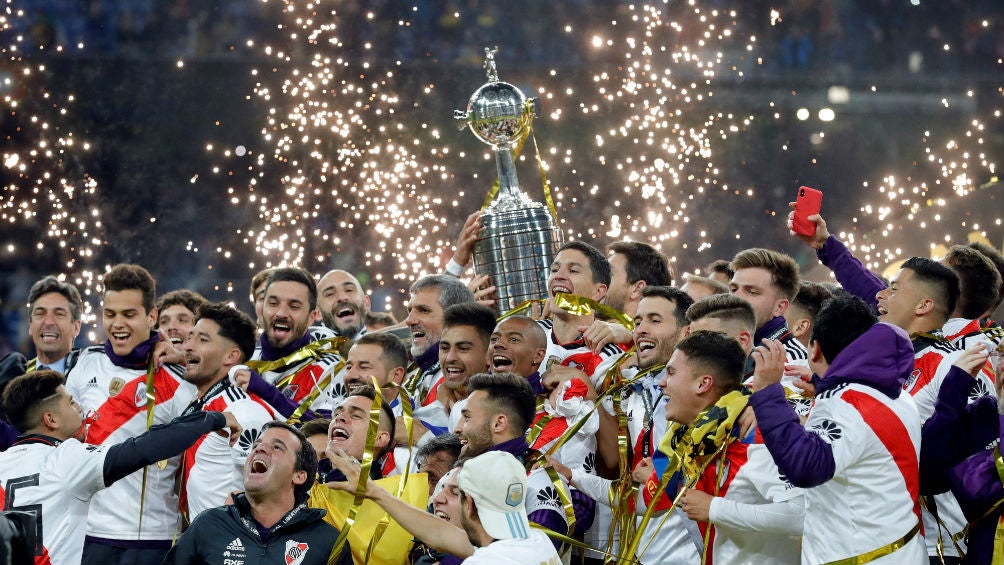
2;205;1003;565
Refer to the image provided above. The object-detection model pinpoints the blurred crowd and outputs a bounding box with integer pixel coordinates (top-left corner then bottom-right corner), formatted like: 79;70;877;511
9;0;1004;72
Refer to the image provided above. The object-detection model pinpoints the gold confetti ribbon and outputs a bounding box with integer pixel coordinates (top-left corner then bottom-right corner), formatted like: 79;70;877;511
285;359;346;426
552;292;633;330
247;336;348;380
362;384;418;563
327;376;383;562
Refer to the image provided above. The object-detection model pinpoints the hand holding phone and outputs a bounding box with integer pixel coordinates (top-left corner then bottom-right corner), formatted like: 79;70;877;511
792;186;823;237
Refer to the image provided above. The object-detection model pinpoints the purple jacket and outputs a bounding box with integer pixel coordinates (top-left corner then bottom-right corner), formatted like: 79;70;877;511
816;235;886;309
750;323;914;487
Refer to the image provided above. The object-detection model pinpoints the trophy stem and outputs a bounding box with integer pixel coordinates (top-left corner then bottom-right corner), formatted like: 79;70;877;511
493;145;522;199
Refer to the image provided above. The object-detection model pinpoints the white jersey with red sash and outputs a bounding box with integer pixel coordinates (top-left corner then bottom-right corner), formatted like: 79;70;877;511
904;332;996;558
250;327;344;413
537;319;626;390
621;369;702;565
802;382;926;565
0;436;108;565
179;380;276;520
692;435;802;565
66;351;196;541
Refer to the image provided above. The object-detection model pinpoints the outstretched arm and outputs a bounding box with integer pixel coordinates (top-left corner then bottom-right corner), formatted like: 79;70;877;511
787;206;884;307
102;411;236;485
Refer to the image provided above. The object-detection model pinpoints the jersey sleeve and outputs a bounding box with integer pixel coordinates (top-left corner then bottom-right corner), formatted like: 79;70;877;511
57;439;109;500
746;445;803;503
805;396;865;477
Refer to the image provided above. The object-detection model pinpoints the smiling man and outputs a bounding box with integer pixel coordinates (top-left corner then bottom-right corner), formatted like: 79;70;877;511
729;248;808;370
64;263;198;565
538;242;624;393
26;275;85;375
165;421;353;565
178;302;276;520
155;289;207;347
317;269;370;340
487;316;547;378
401;275;474;433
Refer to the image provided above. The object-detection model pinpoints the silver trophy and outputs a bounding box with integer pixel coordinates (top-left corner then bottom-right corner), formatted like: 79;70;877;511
454;47;562;313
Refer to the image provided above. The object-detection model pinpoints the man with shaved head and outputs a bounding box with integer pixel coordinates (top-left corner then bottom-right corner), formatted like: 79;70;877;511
317;269;370;340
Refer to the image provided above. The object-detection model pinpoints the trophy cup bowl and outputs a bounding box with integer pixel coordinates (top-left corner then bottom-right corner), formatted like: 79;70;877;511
461;81;533;150
454;48;562;313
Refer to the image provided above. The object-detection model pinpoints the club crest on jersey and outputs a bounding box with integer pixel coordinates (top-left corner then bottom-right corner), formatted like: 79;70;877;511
284;540;309;565
282;385;299;400
108;377;126;397
134;383;148;407
904;368;921;390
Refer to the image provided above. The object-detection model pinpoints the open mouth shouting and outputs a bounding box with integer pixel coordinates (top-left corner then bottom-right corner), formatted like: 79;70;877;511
334;302;359;323
270;318;293;342
490;353;513;372
328;424;351;446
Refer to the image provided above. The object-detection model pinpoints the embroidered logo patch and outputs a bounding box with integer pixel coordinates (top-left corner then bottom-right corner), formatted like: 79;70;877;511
284;540;309;565
505;483;524;507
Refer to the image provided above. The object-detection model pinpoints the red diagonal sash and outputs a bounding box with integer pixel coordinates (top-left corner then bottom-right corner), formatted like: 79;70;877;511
841;389;922;526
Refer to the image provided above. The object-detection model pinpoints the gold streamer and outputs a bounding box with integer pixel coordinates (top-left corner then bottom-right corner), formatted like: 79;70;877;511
552;292;633;330
362;384;418;563
327;376;384;562
247;336;348;379
496;298;547;323
285;358;346;426
994;445;1004;562
137;355;158;538
524;449;577;539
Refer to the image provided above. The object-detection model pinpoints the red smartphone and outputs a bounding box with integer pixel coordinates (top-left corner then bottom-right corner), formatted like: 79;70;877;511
792;186;823;237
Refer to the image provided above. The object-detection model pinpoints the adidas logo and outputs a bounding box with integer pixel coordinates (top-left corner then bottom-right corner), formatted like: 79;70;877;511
86;377;98;388
226;538;244;551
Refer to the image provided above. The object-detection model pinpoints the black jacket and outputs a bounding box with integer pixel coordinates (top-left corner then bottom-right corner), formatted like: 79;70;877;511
162;494;353;565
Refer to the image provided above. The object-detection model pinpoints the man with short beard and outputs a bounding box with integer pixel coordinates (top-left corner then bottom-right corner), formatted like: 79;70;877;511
177;302;276;519
237;267;343;415
317;269;370;340
592;286;699;565
165;421;353;565
453;372;572;547
26;275;85;374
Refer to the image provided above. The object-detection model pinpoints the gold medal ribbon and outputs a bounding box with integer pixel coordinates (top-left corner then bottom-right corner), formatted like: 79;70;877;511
138;354;158;538
552;292;633;330
247;336;348;381
327;376;383;562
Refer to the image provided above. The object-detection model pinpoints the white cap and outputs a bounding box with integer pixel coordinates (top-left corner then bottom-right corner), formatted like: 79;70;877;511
457;451;531;540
